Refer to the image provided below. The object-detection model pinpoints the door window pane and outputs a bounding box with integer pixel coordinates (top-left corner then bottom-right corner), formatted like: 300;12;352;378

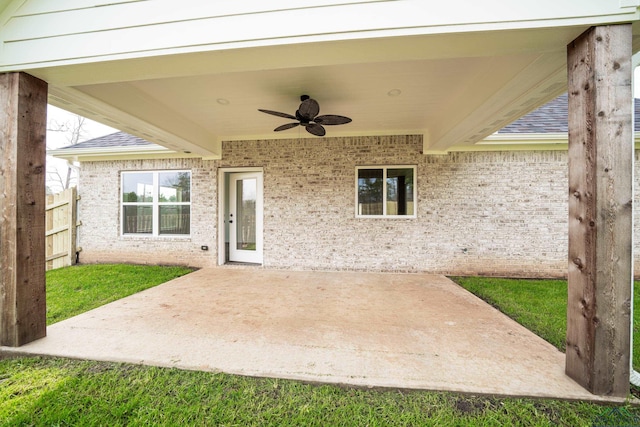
236;178;256;251
358;169;383;215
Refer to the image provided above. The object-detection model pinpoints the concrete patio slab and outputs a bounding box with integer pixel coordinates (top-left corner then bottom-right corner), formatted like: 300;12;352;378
0;268;619;402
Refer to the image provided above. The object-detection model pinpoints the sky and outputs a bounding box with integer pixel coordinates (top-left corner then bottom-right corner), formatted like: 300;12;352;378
47;105;117;149
46;105;117;192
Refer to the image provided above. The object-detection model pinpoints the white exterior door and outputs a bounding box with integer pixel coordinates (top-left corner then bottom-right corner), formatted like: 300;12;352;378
229;172;263;264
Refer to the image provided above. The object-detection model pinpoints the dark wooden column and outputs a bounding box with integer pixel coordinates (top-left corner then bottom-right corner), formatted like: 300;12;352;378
566;25;632;397
0;72;47;346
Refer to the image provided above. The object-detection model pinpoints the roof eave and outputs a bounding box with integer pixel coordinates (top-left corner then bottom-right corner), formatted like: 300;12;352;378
458;131;640;152
47;145;209;162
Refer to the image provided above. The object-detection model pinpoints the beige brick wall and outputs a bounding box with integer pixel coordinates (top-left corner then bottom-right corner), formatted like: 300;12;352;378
78;158;217;268
77;135;638;278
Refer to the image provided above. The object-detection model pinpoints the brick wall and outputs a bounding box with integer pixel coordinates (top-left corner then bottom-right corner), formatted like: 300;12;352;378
78;158;217;267
77;135;638;278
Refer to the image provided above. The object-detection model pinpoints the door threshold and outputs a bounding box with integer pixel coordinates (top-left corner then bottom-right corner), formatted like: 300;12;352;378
223;262;262;267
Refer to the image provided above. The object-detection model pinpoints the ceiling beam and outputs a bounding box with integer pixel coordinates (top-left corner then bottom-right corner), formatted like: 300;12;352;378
49;85;221;158
425;52;567;153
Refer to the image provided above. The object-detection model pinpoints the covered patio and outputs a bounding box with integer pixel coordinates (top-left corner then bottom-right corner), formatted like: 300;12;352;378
1;2;638;398
0;268;621;403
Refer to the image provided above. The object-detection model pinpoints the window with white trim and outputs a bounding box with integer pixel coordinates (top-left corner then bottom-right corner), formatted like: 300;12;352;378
356;166;416;218
121;170;191;236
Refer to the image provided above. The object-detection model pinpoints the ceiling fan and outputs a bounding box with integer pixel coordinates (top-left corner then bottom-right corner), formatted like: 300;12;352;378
258;95;352;136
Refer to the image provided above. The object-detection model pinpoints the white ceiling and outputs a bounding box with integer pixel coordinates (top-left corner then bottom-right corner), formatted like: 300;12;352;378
41;24;640;157
78;54;526;137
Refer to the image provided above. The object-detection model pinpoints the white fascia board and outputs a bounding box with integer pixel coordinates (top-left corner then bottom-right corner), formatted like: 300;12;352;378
424;131;640;153
47;145;200;162
482;131;640;145
479;132;570;145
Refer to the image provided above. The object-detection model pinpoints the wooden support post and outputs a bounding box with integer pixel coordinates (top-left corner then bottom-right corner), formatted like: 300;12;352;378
0;72;47;346
566;25;633;397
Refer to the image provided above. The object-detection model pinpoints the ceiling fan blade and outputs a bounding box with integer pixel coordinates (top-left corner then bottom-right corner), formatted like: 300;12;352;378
304;123;326;136
274;122;300;131
297;98;320;121
314;115;352;125
258;109;297;120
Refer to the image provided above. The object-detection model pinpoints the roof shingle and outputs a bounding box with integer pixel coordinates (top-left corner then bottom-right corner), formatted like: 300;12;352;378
57;131;154;149
499;93;640;134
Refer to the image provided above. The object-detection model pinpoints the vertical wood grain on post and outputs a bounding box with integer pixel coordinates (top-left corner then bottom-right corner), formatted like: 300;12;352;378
0;72;47;346
566;25;632;397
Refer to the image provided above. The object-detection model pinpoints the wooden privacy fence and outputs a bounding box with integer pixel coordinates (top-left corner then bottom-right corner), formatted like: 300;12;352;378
45;187;80;270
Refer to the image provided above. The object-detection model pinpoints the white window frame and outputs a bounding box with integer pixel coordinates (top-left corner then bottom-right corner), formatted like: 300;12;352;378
121;170;192;237
355;165;417;218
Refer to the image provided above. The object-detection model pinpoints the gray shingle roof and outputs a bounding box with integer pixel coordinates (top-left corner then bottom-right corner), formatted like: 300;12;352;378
57;131;154;149
499;93;640;134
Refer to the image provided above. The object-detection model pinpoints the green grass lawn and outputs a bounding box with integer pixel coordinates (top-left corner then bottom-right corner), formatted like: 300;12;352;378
0;265;638;426
0;357;630;426
451;277;640;372
46;263;194;325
